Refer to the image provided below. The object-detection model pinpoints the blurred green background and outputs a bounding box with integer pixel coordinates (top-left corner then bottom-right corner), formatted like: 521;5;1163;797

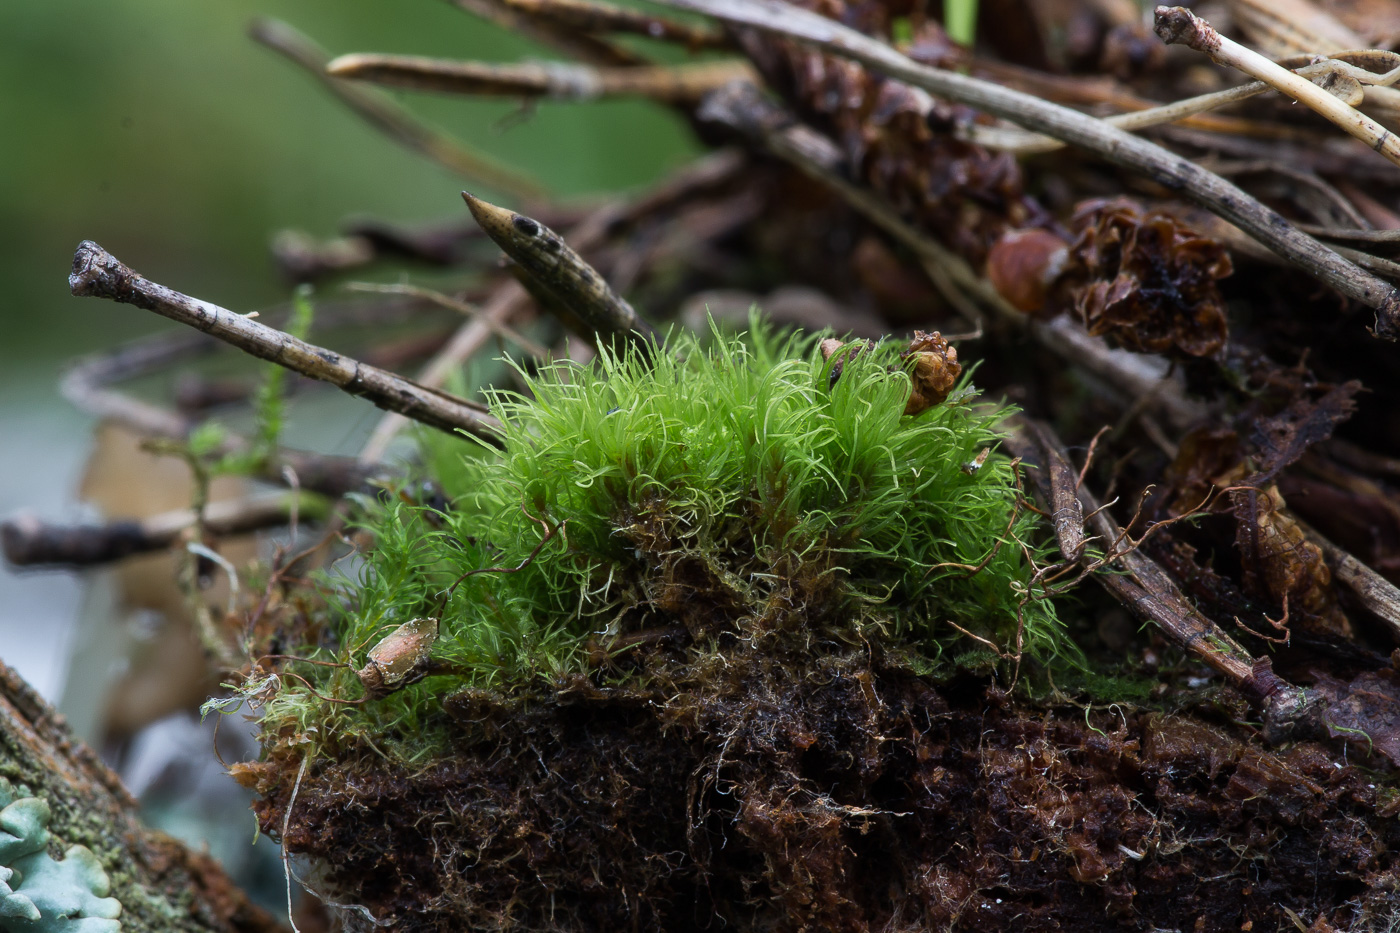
0;0;698;699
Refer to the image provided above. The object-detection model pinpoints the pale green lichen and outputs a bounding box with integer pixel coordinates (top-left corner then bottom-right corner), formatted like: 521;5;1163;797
0;786;121;933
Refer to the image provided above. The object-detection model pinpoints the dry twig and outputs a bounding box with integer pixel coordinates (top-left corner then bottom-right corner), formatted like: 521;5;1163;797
249;18;547;203
1154;6;1400;169
69;242;504;444
655;0;1400;338
327;54;754;105
2;493;311;569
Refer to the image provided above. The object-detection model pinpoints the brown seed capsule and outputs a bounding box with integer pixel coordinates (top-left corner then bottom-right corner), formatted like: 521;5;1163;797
355;616;440;699
986;228;1069;315
902;330;962;415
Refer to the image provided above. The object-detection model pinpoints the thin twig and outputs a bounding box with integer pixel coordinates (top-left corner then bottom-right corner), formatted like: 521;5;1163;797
443;0;641;66
69;241;504;444
497;0;728;48
1154;6;1400;169
968;54;1400;156
2;493;318;569
345;282;550;358
248;17;547;203
655;0;1400;338
327;54;754;105
1294;518;1400;642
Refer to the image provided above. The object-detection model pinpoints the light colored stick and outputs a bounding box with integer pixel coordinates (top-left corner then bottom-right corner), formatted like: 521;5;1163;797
969;56;1396;155
1154;6;1400;169
652;0;1400;338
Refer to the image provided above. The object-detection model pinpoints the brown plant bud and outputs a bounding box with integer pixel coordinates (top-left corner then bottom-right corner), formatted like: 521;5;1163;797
986;228;1069;315
355;616;440;699
902;331;962;415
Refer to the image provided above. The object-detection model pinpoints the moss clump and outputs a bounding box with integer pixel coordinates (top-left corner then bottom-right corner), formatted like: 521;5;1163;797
259;324;1072;751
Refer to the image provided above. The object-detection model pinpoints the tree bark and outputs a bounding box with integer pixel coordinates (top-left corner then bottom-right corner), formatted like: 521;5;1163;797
0;658;285;933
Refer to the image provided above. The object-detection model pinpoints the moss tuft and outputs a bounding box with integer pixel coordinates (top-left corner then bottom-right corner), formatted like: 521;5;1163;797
255;323;1076;753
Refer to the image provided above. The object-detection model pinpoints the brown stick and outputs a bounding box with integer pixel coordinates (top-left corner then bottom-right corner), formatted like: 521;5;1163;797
327;54;753;105
68;242;504;444
1006;421;1315;737
496;0;728;48
656;0;1400;339
0;658;285;932
1295;518;1400;642
2;493;315;569
248;18;547;203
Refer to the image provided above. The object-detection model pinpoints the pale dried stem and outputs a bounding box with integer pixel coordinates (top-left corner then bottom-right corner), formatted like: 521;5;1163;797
656;0;1400;338
970;54;1400;156
1154;6;1400;169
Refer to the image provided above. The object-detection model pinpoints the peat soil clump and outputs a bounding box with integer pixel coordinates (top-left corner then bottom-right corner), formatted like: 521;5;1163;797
239;635;1400;933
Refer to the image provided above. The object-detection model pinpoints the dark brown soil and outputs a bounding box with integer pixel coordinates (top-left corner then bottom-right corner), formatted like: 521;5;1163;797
238;639;1400;933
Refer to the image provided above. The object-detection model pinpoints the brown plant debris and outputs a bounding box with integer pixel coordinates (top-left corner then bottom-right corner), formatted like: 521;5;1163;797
1050;198;1233;358
819;331;961;415
240;643;1400;933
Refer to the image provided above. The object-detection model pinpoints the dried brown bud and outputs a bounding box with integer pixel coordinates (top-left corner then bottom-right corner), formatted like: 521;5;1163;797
902;331;961;415
1056;198;1231;358
986;228;1069;315
355;616;440;699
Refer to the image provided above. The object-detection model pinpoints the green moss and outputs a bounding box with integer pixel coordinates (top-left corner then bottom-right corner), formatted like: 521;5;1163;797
256;323;1078;753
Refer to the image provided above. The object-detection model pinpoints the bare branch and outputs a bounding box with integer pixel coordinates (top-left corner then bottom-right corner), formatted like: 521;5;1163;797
248;17;547;203
654;0;1400;338
69;241;504;444
1154;6;1400;169
3;493;314;569
496;0;728;48
1295;517;1400;642
327;54;753;105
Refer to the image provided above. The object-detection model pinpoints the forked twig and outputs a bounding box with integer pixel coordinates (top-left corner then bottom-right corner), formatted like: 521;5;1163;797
1154;7;1400;169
